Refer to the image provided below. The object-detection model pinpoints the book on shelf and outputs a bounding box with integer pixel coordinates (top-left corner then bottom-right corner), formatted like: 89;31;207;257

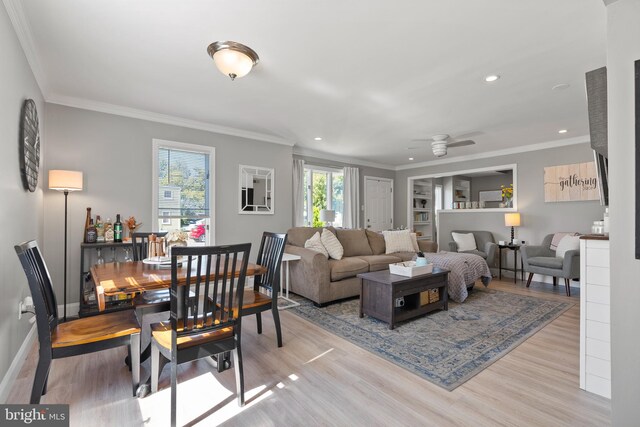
414;212;429;222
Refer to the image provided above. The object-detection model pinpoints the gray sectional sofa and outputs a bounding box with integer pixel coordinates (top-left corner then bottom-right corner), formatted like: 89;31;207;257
285;227;438;306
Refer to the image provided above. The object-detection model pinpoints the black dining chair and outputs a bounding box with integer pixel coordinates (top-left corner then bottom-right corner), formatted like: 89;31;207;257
149;243;251;427
14;240;141;403
240;232;287;347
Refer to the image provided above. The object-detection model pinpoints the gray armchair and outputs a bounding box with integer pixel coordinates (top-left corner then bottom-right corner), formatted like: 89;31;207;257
448;230;497;267
521;234;580;296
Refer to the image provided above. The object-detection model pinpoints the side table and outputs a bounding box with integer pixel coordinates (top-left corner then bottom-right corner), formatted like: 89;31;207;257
498;244;524;283
278;253;301;310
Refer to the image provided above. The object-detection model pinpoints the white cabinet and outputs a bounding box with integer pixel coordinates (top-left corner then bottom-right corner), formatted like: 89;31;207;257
579;237;611;399
410;179;433;241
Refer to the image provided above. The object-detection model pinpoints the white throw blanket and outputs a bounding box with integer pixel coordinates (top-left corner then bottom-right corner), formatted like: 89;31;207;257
423;252;492;303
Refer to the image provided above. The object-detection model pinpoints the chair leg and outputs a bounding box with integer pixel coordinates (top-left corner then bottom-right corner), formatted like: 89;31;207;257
30;354;51;404
151;343;160;393
272;305;283;348
256;312;262;334
171;354;178;427
526;273;533;288
565;279;571;297
131;333;140;397
552;277;557;287
42;372;49;395
232;346;245;407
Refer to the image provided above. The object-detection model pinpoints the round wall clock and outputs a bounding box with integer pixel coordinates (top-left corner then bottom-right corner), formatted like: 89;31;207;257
20;99;40;192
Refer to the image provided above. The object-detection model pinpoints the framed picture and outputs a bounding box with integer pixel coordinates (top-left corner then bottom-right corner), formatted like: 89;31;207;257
479;190;502;202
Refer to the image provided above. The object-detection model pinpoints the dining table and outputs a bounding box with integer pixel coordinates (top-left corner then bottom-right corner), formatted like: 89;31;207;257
89;258;267;396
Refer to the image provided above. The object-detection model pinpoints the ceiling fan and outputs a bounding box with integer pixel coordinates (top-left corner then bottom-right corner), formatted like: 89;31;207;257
411;134;476;157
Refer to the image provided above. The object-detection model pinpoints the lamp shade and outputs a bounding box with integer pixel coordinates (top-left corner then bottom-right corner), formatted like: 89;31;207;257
319;209;336;223
504;212;521;227
48;170;83;192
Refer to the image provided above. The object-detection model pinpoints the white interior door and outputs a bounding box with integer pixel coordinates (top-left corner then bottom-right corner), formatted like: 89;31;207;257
364;177;393;231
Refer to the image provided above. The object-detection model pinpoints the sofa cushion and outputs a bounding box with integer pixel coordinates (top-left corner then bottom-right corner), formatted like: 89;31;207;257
289;227;324;247
329;257;370;281
383;230;415;254
528;256;563;269
304;232;328;258
366;230;386;255
321;229;344;260
336;229;373;257
460;249;487;259
355;255;403;272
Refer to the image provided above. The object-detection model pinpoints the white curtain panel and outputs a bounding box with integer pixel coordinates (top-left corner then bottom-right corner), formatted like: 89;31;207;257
292;159;305;227
343;166;360;229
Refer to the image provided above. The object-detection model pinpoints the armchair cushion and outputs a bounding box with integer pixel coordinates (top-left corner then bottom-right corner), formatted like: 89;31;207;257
460;249;487;259
527;256;563;269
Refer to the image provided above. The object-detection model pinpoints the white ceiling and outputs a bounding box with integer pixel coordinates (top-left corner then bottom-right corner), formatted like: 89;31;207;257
11;0;606;167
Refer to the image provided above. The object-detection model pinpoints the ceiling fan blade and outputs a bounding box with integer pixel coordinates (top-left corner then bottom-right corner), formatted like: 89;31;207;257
447;139;475;148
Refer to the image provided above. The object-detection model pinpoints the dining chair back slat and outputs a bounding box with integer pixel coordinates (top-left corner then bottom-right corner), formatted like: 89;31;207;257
131;231;168;261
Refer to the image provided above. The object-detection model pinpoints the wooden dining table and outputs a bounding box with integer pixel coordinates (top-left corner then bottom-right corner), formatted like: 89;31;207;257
90;259;267;310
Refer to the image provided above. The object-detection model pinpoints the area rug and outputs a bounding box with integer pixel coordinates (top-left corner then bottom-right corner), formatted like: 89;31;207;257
290;288;573;391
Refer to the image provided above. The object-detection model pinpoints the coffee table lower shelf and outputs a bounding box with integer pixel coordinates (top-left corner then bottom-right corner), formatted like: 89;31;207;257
358;268;449;330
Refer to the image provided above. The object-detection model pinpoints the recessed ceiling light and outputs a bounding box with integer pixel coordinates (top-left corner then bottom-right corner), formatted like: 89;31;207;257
409;157;414;161
558;129;568;134
484;75;500;83
552;83;571;91
314;137;323;141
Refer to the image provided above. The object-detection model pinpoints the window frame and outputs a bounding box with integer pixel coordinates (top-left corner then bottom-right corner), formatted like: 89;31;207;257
304;165;344;227
152;139;216;245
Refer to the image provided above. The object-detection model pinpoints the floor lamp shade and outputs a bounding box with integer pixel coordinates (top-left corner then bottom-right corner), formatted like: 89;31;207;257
49;170;83;322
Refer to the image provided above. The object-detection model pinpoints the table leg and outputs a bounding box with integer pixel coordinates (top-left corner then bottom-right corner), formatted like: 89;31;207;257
359;280;364;318
499;248;502;280
277;260;300;310
513;248;517;284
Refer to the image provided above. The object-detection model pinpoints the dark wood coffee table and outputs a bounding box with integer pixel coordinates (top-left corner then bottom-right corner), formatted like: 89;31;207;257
357;268;449;329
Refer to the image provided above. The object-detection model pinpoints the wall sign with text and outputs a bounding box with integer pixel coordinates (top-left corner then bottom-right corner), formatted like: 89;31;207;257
543;162;599;202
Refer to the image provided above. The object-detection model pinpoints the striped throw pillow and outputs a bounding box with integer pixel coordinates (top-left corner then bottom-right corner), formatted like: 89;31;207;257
321;229;344;260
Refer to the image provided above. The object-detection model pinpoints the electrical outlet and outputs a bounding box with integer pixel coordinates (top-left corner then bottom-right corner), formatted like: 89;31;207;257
18;301;23;320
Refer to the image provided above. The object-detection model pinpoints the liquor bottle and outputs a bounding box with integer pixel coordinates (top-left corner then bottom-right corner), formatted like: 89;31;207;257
95;215;105;243
104;218;114;242
86;219;97;243
83;207;92;243
114;214;123;243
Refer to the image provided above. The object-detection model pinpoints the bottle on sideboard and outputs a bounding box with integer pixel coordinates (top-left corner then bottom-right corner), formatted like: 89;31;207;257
83;207;92;243
104;218;114;242
114;214;123;243
95;215;105;243
86;219;97;243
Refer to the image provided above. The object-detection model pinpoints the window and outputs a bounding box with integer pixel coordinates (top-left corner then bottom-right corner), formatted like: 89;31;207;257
303;166;343;227
152;139;215;246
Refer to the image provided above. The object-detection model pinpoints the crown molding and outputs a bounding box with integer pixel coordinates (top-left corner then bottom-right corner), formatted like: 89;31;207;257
394;135;591;171
47;94;295;147
3;0;49;96
293;146;395;170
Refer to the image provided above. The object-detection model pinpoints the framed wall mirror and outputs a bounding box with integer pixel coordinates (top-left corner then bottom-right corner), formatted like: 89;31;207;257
239;165;274;214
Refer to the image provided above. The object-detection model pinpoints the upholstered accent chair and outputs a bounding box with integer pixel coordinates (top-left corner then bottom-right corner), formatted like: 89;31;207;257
521;234;580;296
448;230;498;267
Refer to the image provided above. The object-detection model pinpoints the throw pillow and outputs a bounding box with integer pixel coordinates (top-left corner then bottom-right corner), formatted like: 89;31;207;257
382;230;415;254
410;233;420;252
321;229;344;260
452;232;477;252
555;235;580;259
304;231;328;258
366;229;386;255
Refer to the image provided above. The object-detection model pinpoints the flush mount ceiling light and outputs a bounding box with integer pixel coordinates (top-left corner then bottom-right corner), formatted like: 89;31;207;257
207;41;259;80
484;74;500;83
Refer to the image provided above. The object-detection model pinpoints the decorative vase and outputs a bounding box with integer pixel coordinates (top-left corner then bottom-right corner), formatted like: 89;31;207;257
505;198;513;208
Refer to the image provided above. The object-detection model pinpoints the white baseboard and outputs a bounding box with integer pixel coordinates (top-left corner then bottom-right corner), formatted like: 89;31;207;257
0;323;37;403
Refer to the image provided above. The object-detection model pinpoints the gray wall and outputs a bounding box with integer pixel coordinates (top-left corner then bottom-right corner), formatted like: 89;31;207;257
607;0;640;424
43;104;294;306
293;154;395;227
0;5;45;394
471;174;513;208
395;143;606;255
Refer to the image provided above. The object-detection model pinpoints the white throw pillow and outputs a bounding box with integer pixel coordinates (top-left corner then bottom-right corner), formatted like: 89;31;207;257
383;230;415;254
321;229;344;260
452;232;477;252
304;232;328;258
555;235;580;259
410;233;420;252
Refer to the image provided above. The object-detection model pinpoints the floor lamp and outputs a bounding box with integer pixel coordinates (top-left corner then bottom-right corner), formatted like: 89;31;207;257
49;170;83;322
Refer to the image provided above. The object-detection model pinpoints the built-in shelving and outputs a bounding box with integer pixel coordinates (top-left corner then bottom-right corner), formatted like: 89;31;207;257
410;179;433;241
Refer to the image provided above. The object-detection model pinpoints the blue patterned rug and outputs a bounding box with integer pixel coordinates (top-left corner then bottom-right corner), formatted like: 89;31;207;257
291;288;573;391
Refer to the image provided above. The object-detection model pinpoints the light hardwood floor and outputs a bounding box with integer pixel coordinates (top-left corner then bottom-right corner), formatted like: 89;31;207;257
8;279;611;426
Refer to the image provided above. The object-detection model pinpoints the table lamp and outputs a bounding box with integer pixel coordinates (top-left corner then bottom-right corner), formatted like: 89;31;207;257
320;209;335;226
49;170;83;321
504;212;521;244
